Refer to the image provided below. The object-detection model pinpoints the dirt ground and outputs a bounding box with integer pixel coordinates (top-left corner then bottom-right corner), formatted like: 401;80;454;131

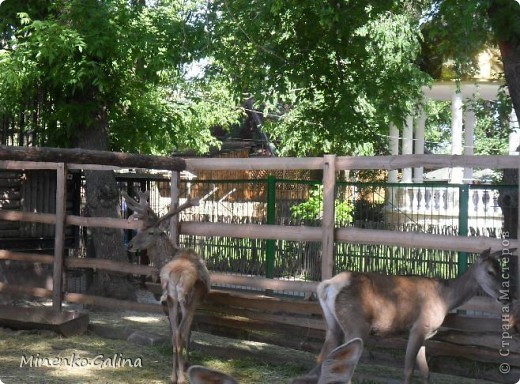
0;299;506;384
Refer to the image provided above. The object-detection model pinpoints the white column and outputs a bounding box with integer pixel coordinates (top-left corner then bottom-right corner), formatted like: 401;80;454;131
402;116;413;183
413;110;426;183
463;107;476;183
509;109;520;155
388;123;399;183
450;92;464;184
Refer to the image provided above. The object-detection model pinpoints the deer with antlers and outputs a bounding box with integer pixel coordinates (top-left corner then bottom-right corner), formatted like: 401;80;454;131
306;248;507;384
123;191;210;384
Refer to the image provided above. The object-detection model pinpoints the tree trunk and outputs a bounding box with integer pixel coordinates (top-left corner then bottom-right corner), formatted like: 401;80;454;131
489;0;520;299
73;105;136;301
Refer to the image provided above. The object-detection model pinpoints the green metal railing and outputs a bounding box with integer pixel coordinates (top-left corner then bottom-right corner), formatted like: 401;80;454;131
172;177;515;281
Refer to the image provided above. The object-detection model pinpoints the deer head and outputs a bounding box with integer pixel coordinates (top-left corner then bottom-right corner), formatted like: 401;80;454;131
122;191;199;253
473;248;511;304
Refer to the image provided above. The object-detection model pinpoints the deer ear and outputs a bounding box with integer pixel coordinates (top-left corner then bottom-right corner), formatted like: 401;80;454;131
478;248;492;261
318;338;363;384
187;365;239;384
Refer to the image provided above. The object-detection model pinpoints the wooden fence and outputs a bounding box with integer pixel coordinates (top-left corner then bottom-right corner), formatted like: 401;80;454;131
0;146;519;382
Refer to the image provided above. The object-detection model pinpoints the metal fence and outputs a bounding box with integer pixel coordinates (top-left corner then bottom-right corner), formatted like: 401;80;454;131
159;175;515;282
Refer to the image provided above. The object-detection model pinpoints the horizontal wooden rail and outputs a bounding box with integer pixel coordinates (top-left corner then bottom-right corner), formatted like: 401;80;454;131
0;250;156;276
2;154;518;172
0;282;163;313
0;210;141;230
1;209;517;258
186;154;520;171
180;221;519;253
0;160;142;172
335;227;520;253
0;280;501;323
210;273;318;293
0;145;186;171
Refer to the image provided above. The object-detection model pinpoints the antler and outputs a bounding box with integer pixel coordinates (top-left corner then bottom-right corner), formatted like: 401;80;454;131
122;190;159;223
144;196;199;230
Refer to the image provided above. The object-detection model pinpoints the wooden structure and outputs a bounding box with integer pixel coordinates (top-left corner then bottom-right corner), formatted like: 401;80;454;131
0;169;80;250
0;145;519;382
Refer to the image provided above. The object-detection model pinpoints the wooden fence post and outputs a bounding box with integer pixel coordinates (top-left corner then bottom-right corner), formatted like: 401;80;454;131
266;175;276;279
458;184;469;275
321;155;336;280
170;171;180;248
517;168;520;300
52;163;67;311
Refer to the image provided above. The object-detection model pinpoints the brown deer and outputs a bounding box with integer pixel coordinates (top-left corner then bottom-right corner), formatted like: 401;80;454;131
123;191;210;384
311;248;506;384
187;338;364;384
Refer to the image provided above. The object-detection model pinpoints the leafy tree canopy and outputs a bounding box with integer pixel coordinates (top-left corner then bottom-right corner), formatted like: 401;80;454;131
1;0;519;157
207;0;429;155
0;0;240;154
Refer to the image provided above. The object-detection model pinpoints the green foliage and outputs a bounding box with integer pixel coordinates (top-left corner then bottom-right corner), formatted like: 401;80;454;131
207;0;430;155
1;0;517;158
424;95;512;157
422;1;492;78
290;185;353;225
0;0;241;153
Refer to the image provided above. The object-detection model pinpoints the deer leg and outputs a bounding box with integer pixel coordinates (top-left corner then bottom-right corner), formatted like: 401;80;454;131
167;298;180;384
176;295;198;384
416;345;430;383
179;287;205;363
404;330;428;384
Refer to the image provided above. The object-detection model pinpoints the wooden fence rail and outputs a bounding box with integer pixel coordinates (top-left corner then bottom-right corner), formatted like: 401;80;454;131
0;148;519;382
0;149;517;287
0;148;519;307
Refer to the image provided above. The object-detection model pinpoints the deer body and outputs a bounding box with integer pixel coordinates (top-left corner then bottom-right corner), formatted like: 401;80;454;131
123;192;209;384
160;249;210;384
316;249;504;384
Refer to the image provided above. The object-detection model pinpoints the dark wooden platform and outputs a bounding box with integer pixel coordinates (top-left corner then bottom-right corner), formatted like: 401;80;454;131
0;305;89;337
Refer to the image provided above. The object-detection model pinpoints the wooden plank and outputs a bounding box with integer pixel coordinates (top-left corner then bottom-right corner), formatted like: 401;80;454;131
443;313;502;332
0;282;164;313
434;329;520;351
170;171;180;248
66;214;142;230
0;160;59;170
0;145;186;171
194;311;323;338
426;338;520;366
64;292;163;313
0;250;156;276
335;154;520;170
66;257;156;276
209;273;318;293
200;302;325;330
335;227;518;253
321;154;335;280
0;282;54;299
52;163;66;310
186;154;519;172
180;222;321;242
0;250;54;264
186;157;324;171
180;221;518;253
0;210;141;230
0;209;56;224
206;290;322;315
